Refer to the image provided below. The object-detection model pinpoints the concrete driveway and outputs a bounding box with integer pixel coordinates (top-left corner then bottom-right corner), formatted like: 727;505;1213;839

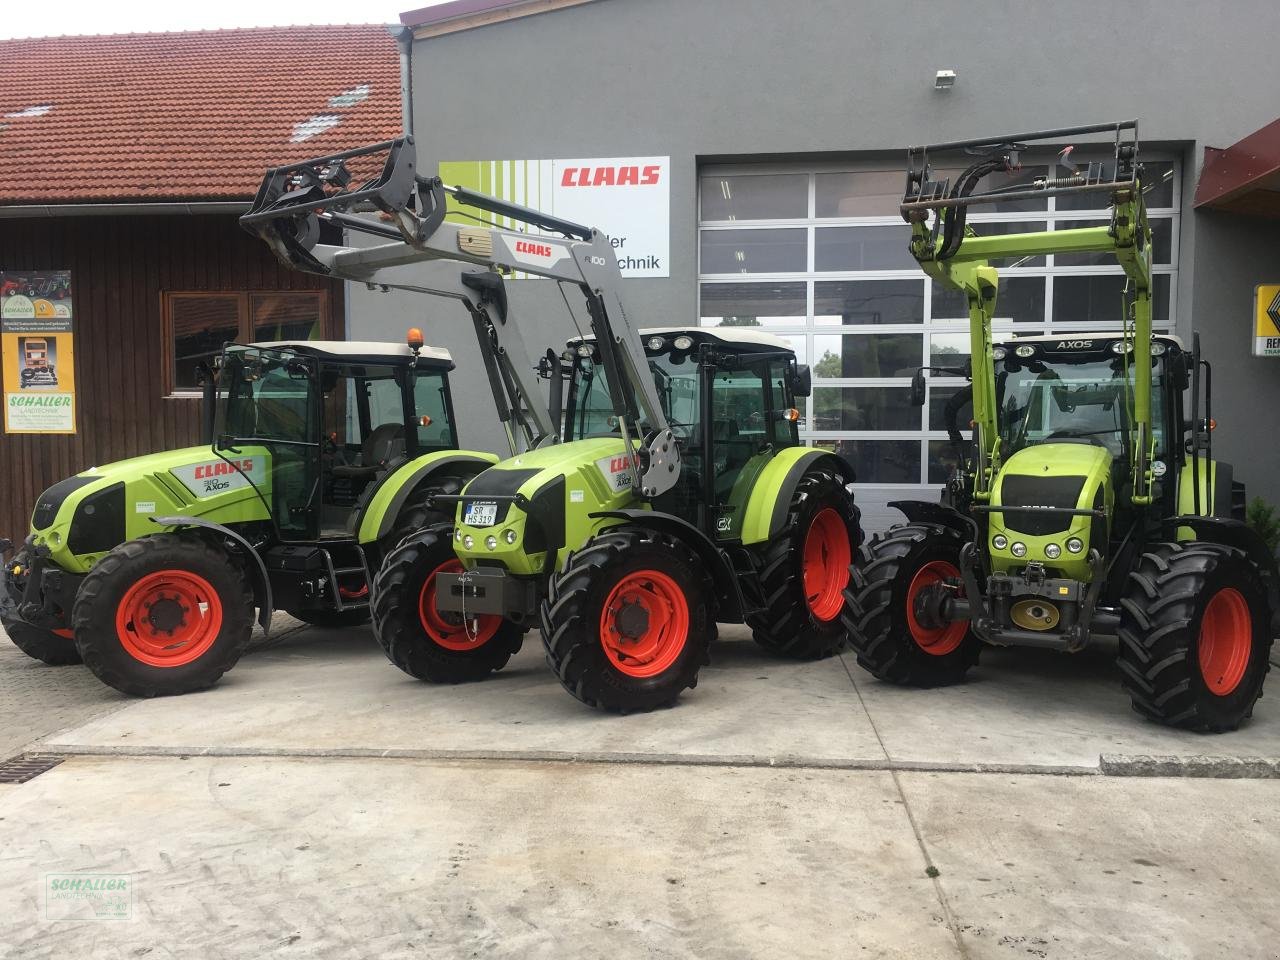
1;623;1279;959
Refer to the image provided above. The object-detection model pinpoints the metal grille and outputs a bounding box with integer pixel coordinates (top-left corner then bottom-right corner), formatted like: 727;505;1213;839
0;754;64;784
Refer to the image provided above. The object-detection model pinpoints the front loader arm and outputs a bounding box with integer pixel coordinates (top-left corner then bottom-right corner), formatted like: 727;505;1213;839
241;137;678;498
901;120;1155;505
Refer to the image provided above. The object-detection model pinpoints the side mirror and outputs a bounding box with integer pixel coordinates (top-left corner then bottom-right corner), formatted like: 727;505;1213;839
791;364;812;398
910;368;926;407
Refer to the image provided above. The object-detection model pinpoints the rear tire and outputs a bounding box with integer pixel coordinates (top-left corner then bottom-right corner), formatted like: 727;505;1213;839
747;469;862;659
540;528;714;712
73;535;254;697
842;522;981;686
1118;541;1273;732
372;524;523;683
6;621;82;666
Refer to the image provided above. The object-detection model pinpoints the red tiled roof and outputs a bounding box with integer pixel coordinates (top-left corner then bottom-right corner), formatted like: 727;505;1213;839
0;25;402;205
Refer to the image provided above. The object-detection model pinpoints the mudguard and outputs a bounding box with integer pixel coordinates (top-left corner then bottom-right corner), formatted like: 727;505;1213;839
888;499;980;541
356;450;499;545
739;449;855;546
152;516;273;633
589;509;748;622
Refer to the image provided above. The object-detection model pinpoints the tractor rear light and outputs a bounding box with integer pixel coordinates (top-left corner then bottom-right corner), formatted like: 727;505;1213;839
781;408;800;422
1044;543;1062;559
455;529;462;542
992;534;1008;550
1066;537;1084;554
462;535;474;550
504;529;518;544
1010;541;1027;558
485;535;498;551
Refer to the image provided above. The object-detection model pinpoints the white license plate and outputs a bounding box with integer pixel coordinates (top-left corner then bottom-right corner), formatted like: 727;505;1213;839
464;502;498;527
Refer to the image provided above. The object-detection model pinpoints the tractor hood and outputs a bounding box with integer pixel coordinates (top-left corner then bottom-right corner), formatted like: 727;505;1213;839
453;437;642;576
988;442;1115;577
28;445;272;573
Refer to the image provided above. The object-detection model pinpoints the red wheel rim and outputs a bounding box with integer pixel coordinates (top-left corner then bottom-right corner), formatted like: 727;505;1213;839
114;569;223;668
802;507;852;622
598;569;690;678
417;559;501;652
906;560;968;656
1198;587;1252;696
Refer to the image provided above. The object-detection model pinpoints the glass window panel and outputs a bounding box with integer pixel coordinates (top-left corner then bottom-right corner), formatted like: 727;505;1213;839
963;221;1047;267
814;279;923;326
929;331;974;369
1053;218;1173;267
250;293;322;342
810;386;918;431
699;173;808;222
700;281;806;328
928;439;970;483
171;294;240;391
815;171;905;218
700;228;807;274
814;224;914;271
1056;161;1176;212
1052;274;1170;326
928;384;973;432
805;439;920;484
813;333;921;378
930;276;1046;323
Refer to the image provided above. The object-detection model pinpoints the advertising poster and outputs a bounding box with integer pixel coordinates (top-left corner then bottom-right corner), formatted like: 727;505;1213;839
439;157;671;278
1;270;76;434
1254;283;1280;357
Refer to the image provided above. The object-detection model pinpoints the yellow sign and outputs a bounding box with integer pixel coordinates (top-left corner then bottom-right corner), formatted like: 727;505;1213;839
1255;283;1280;358
1;271;76;434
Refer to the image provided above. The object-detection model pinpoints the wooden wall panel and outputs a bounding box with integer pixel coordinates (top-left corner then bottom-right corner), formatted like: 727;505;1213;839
0;214;341;545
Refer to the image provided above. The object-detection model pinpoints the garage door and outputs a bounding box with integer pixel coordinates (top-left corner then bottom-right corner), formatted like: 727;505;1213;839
698;157;1180;533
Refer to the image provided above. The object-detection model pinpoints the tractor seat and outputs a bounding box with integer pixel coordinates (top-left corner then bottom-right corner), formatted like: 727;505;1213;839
331;423;406;479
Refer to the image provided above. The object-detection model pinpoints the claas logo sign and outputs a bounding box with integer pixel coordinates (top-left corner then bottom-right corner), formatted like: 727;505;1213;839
560;165;662;187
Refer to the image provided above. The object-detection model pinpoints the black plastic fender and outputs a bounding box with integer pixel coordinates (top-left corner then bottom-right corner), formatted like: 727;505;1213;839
589;509;747;621
363;453;497;544
151;516;273;633
888;499;980;541
1165;515;1280;632
767;451;856;540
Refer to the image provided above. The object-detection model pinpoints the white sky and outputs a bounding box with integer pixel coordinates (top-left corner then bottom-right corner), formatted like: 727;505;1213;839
1;0;452;39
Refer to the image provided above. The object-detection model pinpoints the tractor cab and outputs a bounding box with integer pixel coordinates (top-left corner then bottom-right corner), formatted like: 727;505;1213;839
213;340;458;540
562;327;812;540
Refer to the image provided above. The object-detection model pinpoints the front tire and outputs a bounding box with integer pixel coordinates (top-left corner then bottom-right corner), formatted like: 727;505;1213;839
1118;542;1273;732
747;469;862;659
540;528;714;712
73;535;254;696
842;522;981;686
7;621;82;665
372;524;523;683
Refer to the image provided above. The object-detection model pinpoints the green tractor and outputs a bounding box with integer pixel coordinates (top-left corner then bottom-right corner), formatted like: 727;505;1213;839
843;121;1278;731
241;137;863;713
1;336;507;696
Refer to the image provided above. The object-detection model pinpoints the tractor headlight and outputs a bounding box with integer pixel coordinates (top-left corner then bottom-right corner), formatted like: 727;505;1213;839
673;335;694;350
992;346;1007;361
1015;344;1036;358
1150;341;1167;356
1044;543;1062;559
1152;459;1167;478
1111;340;1132;354
1066;537;1084;554
504;529;518;544
1010;541;1027;558
485;535;498;551
462;534;474;550
576;343;593;357
992;534;1008;550
646;336;666;351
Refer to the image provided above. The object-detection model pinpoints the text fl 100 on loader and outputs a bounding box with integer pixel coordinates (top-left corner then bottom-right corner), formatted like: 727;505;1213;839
243;136;863;712
2;326;552;695
842;121;1278;731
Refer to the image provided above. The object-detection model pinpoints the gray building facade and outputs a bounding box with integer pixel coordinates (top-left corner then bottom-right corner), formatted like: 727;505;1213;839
351;0;1280;529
